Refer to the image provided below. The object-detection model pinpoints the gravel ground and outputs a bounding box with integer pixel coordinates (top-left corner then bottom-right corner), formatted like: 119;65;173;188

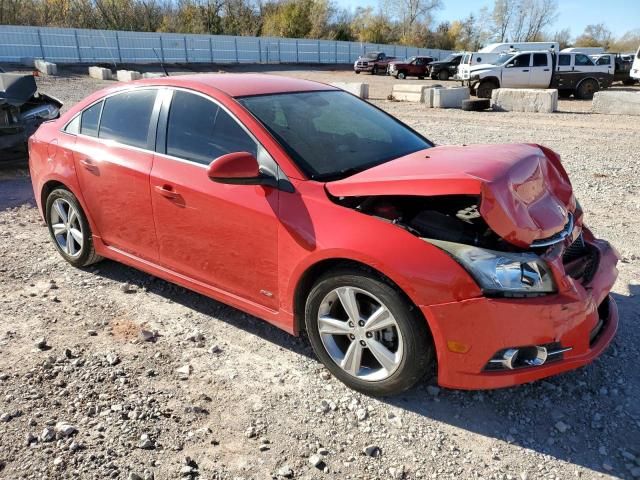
0;64;639;480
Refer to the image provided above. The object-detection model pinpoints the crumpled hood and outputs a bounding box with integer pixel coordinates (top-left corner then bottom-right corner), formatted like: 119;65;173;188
325;144;576;248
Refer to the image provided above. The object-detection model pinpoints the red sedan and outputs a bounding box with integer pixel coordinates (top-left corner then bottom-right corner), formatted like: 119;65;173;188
28;74;619;395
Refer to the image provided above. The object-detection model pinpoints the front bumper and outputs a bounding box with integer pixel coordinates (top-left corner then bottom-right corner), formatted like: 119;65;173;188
354;65;374;72
422;237;619;390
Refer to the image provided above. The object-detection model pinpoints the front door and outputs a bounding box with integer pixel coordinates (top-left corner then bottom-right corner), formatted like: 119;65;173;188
502;53;531;87
150;90;279;309
73;89;160;261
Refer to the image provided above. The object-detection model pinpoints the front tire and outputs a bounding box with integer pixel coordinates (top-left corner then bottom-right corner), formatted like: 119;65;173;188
372;66;379;75
305;268;433;396
397;71;406;80
476;80;497;99
45;188;102;267
438;70;450;81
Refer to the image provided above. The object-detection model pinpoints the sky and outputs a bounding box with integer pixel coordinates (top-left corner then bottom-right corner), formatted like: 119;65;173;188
338;0;640;38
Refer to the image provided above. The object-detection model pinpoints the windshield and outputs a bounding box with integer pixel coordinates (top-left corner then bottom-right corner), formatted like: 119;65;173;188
238;91;432;181
364;52;379;59
492;53;515;65
442;54;458;62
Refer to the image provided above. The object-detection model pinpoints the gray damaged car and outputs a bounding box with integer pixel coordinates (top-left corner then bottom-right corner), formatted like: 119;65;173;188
1;68;62;158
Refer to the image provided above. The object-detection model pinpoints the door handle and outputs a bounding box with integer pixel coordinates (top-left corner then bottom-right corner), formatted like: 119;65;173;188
544;68;550;71
522;69;529;72
154;184;179;199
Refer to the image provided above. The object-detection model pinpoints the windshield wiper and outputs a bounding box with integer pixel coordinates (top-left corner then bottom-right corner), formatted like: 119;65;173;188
313;166;365;182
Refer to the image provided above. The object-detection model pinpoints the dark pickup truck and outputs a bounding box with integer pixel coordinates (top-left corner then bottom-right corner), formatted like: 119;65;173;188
387;56;435;79
428;53;463;81
353;52;396;75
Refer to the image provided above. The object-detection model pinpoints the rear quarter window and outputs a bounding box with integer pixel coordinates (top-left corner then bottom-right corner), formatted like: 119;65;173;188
80;101;102;137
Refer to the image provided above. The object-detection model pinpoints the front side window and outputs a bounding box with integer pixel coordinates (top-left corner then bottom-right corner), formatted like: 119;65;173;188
558;54;571;66
508;54;531;68
80;101;102;137
493;53;514;65
575;54;594;66
239;90;431;180
166;91;257;165
99;89;157;149
533;53;548;67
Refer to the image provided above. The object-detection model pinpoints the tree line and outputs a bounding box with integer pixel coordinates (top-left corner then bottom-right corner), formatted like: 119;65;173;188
0;0;637;52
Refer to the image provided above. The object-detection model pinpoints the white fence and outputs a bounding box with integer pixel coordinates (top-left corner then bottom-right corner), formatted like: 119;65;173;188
0;25;453;65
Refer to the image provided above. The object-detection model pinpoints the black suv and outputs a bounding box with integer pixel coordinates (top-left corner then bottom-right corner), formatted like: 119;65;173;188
429;54;463;81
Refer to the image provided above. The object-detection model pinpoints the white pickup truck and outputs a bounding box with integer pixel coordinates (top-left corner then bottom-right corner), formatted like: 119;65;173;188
464;50;613;99
632;45;640;80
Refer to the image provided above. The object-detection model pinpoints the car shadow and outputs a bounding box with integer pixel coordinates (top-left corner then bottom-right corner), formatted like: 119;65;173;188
89;249;639;477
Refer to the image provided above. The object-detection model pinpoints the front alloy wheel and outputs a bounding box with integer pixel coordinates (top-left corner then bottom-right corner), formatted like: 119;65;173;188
305;268;433;396
318;286;403;381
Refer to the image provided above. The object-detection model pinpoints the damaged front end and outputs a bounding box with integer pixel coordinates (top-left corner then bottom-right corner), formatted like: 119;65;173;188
325;144;606;299
0;73;62;156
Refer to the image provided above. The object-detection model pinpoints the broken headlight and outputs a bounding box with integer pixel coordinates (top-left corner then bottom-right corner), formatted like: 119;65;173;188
22;103;60;121
428;239;556;296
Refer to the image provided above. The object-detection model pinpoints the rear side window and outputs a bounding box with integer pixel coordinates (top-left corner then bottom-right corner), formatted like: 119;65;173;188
533;53;548;67
65;115;80;134
99;90;157;149
80;101;102;137
595;56;610;65
575;54;594;66
166;91;257;165
558;54;570;66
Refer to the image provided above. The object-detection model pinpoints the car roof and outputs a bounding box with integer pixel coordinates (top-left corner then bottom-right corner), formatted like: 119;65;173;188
133;73;336;98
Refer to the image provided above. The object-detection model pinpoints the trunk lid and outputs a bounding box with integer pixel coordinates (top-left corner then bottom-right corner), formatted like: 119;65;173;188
325;144;576;248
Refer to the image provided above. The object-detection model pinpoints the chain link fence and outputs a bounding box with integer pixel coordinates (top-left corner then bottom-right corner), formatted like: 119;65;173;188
0;25;452;65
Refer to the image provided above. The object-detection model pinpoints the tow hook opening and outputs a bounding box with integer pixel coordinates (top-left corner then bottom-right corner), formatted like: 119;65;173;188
485;343;572;371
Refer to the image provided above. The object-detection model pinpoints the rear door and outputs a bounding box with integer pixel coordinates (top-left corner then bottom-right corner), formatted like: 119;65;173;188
529;52;552;87
73;88;160;261
149;89;279;309
502;53;531;87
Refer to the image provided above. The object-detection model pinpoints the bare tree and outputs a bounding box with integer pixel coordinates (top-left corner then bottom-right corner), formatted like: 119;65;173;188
575;23;613;49
384;0;441;43
492;0;515;42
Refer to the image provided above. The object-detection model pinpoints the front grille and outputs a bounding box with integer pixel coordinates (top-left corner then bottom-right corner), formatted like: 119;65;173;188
562;233;599;284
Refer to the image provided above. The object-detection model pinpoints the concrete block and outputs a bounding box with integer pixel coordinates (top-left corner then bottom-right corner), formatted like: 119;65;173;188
88;66;113;80
116;70;142;82
329;82;369;99
592;91;640;116
432;87;470;109
491;88;558;113
391;84;432;103
34;59;57;76
142;72;165;79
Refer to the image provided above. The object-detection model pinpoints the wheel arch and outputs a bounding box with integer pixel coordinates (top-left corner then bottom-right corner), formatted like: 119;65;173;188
39;178;100;239
575;76;600;90
40;179;67;224
292;258;437;358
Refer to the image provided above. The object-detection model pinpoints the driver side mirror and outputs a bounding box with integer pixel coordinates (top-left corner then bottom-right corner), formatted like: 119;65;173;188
505;63;514;68
207;151;278;188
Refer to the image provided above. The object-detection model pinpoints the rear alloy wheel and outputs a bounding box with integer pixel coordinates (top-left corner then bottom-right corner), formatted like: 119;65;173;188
46;188;102;267
576;79;599;100
305;268;433;396
438;70;450;81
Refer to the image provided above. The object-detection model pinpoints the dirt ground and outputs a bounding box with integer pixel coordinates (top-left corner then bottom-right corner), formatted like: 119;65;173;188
0;64;639;480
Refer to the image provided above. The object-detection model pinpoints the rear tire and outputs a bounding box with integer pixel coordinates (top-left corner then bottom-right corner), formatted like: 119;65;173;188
45;188;102;267
355;71;360;74
305;267;434;396
438;70;450;81
576;78;599;100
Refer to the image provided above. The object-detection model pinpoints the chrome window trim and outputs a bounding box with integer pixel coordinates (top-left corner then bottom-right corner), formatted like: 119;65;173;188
57;84;290;184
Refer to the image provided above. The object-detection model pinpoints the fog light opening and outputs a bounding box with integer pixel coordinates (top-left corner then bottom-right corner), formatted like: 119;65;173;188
500;346;547;369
